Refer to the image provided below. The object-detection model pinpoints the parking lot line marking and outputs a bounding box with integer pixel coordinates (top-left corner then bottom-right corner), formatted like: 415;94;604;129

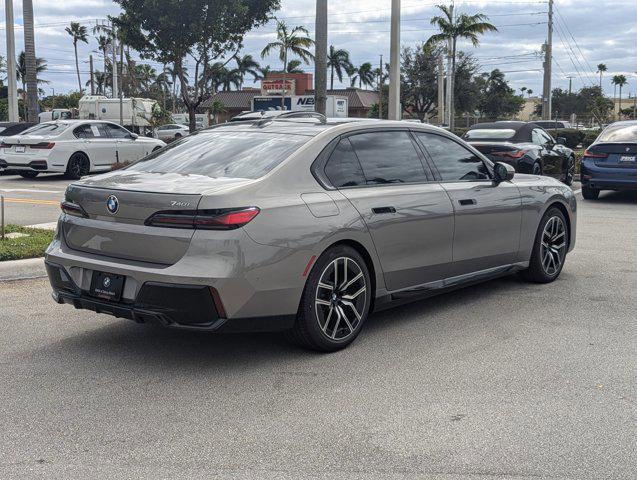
3;197;60;206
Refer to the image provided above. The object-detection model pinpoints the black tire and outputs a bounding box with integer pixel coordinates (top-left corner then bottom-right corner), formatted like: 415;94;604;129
582;186;599;200
286;245;372;352
563;156;575;186
532;162;542;175
65;153;90;180
174;133;182;139
152;146;162;152
520;207;569;284
18;171;39;179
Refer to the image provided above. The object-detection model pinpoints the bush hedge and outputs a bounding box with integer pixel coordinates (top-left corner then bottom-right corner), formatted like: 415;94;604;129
549;129;586;149
581;131;599;148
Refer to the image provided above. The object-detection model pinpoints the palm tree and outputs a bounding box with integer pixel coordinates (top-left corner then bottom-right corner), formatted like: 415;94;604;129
96;35;111;76
350;62;375;89
345;63;357;87
527;89;533;98
597;63;607;89
261;20;314;107
22;0;38;121
426;5;497;129
135;64;157;92
65;22;89;93
286;60;304;74
257;64;272;80
327;45;352;90
612;74;628;118
235;54;261;89
87;70;107;95
16;52;48;119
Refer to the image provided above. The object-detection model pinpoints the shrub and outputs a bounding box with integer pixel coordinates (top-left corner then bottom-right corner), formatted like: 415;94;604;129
582;131;599;148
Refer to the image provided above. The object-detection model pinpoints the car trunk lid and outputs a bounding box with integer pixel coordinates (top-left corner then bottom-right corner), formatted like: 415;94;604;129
585;143;637;168
62;172;254;265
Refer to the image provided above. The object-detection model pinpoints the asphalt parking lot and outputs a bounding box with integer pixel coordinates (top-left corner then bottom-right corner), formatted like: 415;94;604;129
0;174;72;227
1;189;636;479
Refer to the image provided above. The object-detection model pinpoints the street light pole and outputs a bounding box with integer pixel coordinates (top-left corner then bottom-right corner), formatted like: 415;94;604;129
4;0;19;122
387;0;401;120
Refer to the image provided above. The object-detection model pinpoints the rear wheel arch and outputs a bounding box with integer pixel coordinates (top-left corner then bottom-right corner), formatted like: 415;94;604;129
544;200;572;249
316;239;378;311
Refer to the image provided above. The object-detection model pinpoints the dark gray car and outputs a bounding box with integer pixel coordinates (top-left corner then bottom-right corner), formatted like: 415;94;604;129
45;118;577;351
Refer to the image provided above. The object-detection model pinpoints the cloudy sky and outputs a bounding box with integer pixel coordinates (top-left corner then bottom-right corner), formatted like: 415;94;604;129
2;0;636;98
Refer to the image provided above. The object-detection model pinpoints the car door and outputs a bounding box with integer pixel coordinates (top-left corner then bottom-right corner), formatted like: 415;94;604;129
73;123;117;169
532;128;563;177
103;123;140;162
330;130;455;292
414;131;522;278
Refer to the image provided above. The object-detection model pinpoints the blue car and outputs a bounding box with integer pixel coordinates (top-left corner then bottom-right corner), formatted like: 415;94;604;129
581;121;637;199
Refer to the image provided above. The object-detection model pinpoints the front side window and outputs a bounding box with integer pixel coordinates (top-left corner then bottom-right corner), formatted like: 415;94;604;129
128;131;310;179
415;132;490;182
104;123;132;139
348;131;428;185
324;138;365;188
531;129;545;146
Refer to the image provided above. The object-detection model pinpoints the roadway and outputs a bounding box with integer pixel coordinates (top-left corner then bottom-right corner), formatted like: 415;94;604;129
0;189;635;479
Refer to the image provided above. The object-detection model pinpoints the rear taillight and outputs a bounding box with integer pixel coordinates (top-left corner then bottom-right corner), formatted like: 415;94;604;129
0;142;11;148
145;207;260;230
61;201;88;218
30;142;56;149
583;148;607;158
492;149;527;159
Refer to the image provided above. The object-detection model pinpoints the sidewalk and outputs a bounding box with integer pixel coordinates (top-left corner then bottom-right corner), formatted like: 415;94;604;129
0;257;47;281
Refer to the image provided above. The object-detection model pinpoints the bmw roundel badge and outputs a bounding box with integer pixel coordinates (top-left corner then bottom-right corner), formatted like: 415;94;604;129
103;276;111;288
106;195;119;214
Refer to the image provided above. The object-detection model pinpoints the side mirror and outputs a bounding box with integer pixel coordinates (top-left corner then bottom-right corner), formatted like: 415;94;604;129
556;137;566;146
494;162;515;183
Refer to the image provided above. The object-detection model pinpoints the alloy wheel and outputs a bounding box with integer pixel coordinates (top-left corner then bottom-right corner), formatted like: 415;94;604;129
540;216;567;276
314;257;367;341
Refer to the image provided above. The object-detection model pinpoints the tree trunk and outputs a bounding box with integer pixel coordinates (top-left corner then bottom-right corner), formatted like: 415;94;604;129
330;66;334;91
74;42;82;93
22;0;39;122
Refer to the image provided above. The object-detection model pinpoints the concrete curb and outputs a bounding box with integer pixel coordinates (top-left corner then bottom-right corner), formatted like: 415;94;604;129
0;257;47;282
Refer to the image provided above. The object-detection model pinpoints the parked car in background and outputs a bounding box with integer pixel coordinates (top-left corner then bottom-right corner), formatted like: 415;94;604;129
45;118;576;352
463;121;575;185
532;120;573;130
154;123;190;142
0;120;165;179
580;120;637;199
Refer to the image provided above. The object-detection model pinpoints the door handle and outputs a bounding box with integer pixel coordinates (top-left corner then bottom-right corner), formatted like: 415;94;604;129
458;199;477;206
372;206;396;214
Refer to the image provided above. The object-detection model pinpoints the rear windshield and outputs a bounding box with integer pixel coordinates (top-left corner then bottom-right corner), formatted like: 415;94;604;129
464;129;516;140
129;130;310;179
21;123;67;136
596;124;637;143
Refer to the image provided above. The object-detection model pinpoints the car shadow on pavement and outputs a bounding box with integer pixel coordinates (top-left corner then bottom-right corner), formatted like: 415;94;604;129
36;272;542;372
593;190;637;204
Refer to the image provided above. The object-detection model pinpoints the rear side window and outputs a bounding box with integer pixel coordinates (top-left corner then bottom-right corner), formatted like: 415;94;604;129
348;131;428;185
324;138;365;188
74;124;94;139
415;132;490;181
129;131;310;179
104;123;131;138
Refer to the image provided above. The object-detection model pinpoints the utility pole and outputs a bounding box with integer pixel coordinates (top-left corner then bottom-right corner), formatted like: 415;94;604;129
567;76;573;95
22;0;38;122
111;20;118;99
89;55;95;95
387;0;401;120
542;0;553;120
4;0;19;122
378;54;383;119
438;55;445;125
119;43;124;126
314;0;328;116
445;3;454;127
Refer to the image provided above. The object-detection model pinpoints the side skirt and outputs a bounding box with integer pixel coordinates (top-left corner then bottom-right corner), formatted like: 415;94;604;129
373;262;529;312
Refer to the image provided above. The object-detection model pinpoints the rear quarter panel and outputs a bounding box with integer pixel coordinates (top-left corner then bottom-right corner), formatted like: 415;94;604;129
513;174;577;261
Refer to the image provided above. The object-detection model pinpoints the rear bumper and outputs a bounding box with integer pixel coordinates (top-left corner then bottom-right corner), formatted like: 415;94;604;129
46;261;295;332
581;159;637;190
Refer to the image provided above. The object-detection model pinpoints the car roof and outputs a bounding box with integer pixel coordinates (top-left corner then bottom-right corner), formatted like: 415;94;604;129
471;121;528;130
205;118;450;138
